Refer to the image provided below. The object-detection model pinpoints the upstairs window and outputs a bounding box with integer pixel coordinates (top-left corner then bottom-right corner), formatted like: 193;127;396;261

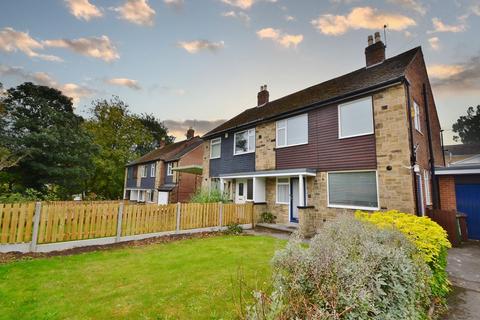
150;163;156;177
167;163;174;176
210;138;221;159
234;129;255;155
413;101;422;133
338;97;374;139
141;165;148;178
276;114;308;148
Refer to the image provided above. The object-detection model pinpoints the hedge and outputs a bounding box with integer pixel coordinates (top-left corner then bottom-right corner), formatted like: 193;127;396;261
355;210;451;299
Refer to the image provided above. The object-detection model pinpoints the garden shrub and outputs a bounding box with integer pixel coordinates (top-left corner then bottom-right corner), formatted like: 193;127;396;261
225;223;243;235
248;217;431;320
260;212;276;223
190;188;229;203
355;210;451;299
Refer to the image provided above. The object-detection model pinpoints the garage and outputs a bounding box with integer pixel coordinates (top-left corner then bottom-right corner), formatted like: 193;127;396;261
437;165;480;240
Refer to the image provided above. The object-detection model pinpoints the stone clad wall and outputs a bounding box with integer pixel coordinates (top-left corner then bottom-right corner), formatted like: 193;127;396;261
373;84;416;213
255;122;276;171
201;141;211;188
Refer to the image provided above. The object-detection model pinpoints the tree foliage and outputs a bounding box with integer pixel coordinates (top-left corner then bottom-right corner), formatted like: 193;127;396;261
0;82;97;198
84;97;155;199
452;105;480;144
135;113;174;155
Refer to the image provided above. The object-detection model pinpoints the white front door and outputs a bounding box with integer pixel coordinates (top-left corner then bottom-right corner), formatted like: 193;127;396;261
236;179;246;203
158;191;169;205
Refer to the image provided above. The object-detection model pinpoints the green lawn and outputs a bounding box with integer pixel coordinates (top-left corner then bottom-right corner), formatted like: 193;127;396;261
0;235;286;320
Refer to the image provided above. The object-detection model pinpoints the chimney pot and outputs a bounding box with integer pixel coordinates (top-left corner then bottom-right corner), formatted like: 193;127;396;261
365;32;385;67
159;137;166;148
257;84;269;106
186;127;195;139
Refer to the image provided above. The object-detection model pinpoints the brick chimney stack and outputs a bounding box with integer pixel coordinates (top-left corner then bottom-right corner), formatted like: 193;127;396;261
159;137;166;148
186;127;195;140
365;32;386;67
257;85;269;106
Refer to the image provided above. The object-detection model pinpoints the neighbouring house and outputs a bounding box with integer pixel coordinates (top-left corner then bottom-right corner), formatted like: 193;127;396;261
437;144;480;239
124;128;203;204
201;32;444;236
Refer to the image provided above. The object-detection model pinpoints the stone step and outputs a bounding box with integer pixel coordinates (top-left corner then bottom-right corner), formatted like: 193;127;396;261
255;223;298;234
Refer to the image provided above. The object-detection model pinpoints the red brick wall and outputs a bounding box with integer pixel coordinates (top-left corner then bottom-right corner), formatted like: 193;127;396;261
175;144;203;202
439;176;456;211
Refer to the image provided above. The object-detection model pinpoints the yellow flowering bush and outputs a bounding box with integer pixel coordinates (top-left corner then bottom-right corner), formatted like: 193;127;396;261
355;210;451;299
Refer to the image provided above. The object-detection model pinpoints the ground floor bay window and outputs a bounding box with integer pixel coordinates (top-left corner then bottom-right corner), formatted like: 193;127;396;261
327;170;379;210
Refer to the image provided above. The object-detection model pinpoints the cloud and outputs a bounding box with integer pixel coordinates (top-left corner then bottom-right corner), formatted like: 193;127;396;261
256;28;303;48
222;11;251;25
164;0;184;10
311;7;416;36
472;4;480;16
0;64;94;104
177;40;225;53
429;17;466;33
114;0;155;26
106;78;141;90
428;37;440;50
285;15;295;22
220;0;277;10
44;35;119;62
163;119;226;139
65;0;103;21
429;54;480;91
0;27;62;61
387;0;426;15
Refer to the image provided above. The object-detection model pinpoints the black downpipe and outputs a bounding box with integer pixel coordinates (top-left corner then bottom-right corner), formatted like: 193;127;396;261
423;83;439;209
405;83;419;216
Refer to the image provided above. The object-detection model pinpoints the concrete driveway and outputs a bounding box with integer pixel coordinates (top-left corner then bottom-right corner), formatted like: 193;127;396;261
442;241;480;319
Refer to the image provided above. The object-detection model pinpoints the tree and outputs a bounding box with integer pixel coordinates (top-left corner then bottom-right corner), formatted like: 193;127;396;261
135;113;174;155
1;82;97;197
453;105;480;144
84;97;155;199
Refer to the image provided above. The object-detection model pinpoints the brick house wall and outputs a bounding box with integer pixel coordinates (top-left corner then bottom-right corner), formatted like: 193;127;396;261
438;175;456;211
176;144;203;202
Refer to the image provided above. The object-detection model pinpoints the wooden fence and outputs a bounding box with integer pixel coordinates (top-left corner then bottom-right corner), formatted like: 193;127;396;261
0;201;253;252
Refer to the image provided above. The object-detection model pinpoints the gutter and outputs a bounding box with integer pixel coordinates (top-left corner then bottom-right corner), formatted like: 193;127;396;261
203;76;406;139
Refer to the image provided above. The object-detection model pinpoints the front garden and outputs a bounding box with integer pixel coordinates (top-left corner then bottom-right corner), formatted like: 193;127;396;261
0;211;451;319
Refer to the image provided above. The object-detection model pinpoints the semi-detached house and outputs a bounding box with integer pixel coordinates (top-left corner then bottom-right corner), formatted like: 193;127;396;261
201;33;444;235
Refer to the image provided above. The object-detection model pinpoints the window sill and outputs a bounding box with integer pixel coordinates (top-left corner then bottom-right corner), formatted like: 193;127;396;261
338;132;374;140
210;156;221;160
276;202;289;205
328;204;379;211
275;142;308;149
234;151;255;156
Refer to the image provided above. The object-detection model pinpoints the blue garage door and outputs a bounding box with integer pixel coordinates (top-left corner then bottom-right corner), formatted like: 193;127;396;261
456;184;480;240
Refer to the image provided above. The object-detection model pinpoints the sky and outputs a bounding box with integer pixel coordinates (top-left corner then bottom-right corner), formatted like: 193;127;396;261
0;0;479;144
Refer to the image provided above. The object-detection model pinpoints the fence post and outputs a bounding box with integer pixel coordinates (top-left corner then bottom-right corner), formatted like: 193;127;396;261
116;202;124;242
176;202;181;232
219;202;223;229
29;202;42;252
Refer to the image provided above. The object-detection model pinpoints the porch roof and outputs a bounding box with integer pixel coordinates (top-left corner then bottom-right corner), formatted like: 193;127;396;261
219;168;316;179
435;165;480;175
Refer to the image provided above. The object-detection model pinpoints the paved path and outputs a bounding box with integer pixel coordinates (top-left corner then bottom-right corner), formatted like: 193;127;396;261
443;241;480;320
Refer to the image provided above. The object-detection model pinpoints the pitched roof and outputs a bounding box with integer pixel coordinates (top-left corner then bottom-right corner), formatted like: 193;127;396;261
127;136;203;166
203;46;421;138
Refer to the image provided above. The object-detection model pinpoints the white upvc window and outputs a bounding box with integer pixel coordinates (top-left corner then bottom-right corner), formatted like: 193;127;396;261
327;170;379;210
141;165;148;178
210;138;221;159
276;113;308;148
150;163;156;177
167;163;174;176
424;171;432;205
234;129;255;155
413;101;422;133
338;96;374;139
276;178;290;204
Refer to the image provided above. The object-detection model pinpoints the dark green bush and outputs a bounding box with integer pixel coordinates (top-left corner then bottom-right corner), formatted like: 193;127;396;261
260;212;276;223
